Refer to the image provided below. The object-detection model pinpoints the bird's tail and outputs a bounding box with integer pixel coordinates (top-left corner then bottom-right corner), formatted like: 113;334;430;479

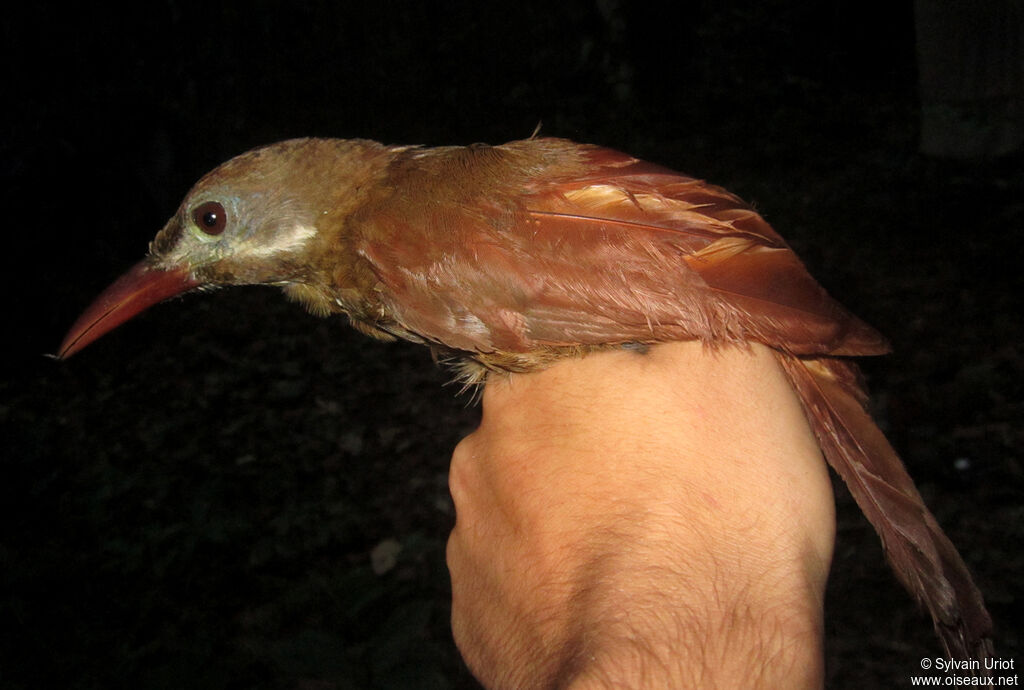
775;353;993;666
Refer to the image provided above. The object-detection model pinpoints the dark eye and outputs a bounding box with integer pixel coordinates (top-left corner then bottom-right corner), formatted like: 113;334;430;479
192;201;227;236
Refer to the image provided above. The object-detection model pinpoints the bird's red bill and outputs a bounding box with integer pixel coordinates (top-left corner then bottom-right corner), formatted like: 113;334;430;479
57;261;199;359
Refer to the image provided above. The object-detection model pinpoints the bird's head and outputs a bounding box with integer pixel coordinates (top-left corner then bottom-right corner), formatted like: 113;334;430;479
57;138;390;358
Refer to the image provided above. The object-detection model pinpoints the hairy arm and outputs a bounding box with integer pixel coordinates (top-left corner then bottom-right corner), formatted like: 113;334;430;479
446;341;835;689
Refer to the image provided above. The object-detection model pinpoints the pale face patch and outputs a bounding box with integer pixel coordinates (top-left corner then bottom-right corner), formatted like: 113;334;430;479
240;222;318;259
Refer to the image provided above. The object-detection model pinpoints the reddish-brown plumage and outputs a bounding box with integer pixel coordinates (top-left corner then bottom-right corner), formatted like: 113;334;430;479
355;140;888;365
58;137;992;665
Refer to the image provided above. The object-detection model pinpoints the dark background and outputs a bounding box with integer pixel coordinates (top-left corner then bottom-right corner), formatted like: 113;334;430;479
2;1;1021;687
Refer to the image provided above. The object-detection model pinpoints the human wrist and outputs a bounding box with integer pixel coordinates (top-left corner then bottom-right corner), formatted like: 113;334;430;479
544;501;827;689
560;547;826;689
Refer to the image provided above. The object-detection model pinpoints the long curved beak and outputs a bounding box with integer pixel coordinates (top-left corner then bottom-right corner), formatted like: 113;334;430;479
57;260;200;359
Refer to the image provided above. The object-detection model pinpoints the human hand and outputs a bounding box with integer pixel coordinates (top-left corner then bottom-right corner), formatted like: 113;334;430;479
446;342;835;689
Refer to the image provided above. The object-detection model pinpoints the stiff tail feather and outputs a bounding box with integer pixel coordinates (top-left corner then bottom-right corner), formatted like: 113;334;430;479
775;353;993;666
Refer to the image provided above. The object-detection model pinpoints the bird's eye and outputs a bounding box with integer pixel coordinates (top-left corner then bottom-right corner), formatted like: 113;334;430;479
192;201;227;236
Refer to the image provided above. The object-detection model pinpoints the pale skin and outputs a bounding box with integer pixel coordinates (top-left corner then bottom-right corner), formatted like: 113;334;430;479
446;341;836;689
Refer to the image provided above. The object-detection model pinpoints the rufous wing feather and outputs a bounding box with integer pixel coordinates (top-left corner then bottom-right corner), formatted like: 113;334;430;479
776;354;993;665
359;141;887;359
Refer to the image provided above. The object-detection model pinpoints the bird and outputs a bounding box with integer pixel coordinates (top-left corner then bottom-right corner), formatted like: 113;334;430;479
58;136;993;664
